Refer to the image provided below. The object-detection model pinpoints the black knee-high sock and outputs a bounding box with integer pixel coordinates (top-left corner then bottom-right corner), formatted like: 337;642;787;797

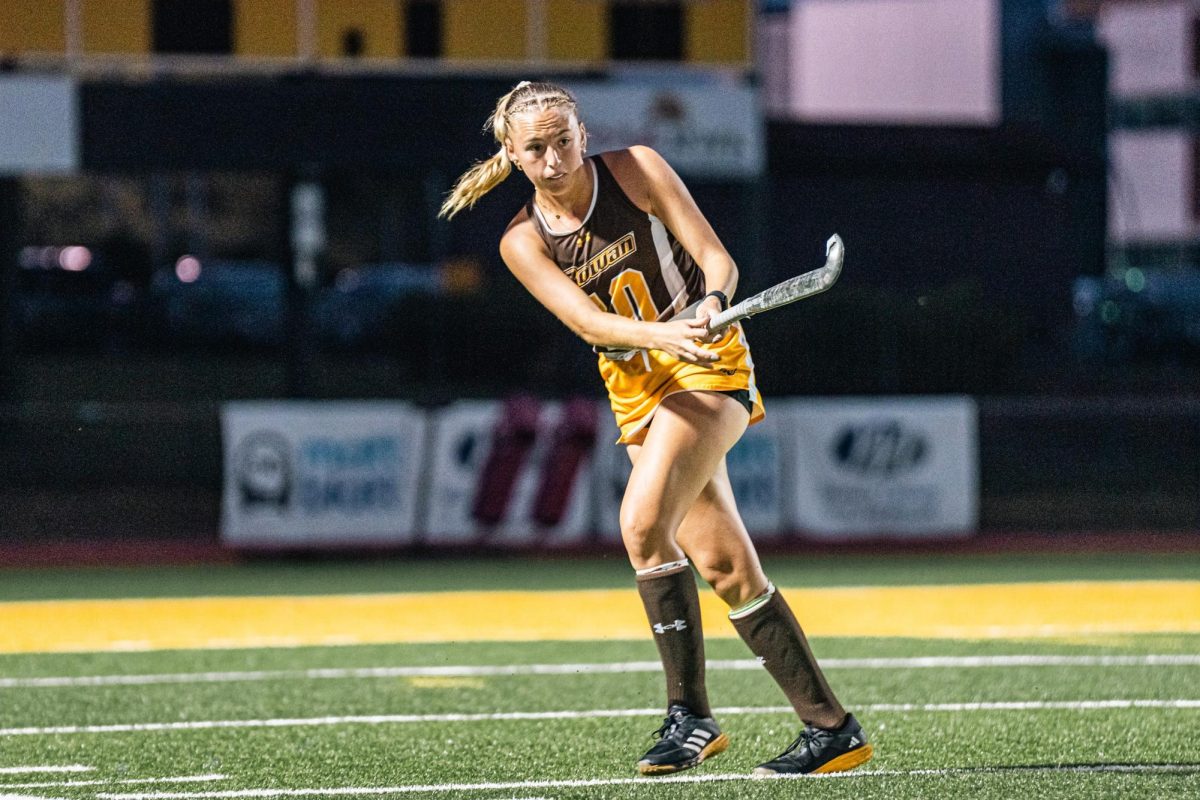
730;584;845;727
635;560;712;718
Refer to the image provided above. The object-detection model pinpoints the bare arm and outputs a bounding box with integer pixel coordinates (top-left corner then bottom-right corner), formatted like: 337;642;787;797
626;147;739;319
499;219;717;363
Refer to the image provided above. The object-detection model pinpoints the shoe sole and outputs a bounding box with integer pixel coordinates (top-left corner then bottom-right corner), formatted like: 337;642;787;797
812;743;874;774
637;732;730;776
752;743;874;777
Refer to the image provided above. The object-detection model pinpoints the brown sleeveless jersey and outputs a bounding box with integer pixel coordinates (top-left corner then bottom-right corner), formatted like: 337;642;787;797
527;155;706;322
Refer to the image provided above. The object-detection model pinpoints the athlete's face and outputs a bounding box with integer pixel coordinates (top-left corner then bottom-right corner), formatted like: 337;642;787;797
505;107;588;192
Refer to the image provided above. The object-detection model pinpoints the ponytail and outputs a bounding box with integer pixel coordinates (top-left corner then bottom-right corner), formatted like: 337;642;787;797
438;148;513;219
439;80;579;219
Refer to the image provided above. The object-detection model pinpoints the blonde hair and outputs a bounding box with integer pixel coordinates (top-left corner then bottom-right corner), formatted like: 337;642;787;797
438;81;579;219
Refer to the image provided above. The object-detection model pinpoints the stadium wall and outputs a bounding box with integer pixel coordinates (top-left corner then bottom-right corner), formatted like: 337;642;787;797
1;396;1197;544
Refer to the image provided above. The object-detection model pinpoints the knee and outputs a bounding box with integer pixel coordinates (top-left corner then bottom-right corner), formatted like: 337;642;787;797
692;555;737;599
619;505;674;565
693;556;765;608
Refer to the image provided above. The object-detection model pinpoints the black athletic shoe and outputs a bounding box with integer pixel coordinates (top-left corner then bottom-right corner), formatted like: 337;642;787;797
636;704;729;776
752;713;873;776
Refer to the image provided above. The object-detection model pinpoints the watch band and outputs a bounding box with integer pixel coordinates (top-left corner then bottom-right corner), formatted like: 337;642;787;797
704;289;729;311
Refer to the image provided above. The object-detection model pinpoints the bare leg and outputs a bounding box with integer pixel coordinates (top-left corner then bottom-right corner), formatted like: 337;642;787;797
673;459;769;609
623;391;747;773
619;391;749;569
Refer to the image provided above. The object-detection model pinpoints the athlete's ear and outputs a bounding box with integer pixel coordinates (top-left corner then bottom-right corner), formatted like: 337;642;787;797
579;122;588;153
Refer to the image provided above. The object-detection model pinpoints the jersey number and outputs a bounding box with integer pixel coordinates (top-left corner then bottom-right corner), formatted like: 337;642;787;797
605;269;660;321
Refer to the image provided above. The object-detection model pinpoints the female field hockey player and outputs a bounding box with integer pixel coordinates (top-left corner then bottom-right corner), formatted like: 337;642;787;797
439;80;872;778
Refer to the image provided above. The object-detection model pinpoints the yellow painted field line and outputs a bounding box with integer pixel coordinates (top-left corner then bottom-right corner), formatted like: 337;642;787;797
1;581;1197;654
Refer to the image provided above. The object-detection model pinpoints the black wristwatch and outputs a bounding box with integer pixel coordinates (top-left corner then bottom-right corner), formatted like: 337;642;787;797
704;290;729;311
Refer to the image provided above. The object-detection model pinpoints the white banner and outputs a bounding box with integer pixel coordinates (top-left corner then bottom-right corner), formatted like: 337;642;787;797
567;81;764;179
725;411;787;536
220;395;979;549
592;411;630;544
220;402;427;547
784;397;978;539
422;400;598;547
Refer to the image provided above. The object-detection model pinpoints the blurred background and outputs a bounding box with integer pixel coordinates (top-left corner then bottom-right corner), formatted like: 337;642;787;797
0;0;1196;555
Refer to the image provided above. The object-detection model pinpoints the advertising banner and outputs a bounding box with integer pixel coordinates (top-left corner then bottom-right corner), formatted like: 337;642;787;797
567;81;764;179
220;402;427;547
725;411;787;536
422;398;599;547
784;397;978;539
592;411;631;545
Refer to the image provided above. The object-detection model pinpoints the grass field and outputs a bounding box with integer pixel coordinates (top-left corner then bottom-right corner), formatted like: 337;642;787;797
1;552;1198;799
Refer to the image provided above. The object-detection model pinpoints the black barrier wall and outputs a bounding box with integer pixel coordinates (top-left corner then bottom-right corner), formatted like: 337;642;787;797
2;398;1198;541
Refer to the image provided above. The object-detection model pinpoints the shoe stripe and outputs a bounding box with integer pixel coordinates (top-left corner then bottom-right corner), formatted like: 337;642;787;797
690;730;713;741
811;743;874;774
681;742;703;753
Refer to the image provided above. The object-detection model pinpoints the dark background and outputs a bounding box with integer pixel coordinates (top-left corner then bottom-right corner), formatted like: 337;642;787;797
1;2;1198;544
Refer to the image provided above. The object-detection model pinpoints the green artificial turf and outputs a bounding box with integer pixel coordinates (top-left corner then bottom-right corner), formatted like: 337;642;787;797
0;556;1197;799
0;634;1197;799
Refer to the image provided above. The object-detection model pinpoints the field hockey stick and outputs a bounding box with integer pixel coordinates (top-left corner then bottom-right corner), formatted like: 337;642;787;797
704;233;844;333
598;235;843;362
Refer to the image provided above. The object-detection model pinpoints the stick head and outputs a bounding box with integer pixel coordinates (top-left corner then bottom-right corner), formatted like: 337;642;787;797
822;234;844;288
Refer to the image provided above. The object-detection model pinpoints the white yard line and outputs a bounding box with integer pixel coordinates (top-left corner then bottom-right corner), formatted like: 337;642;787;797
93;764;1200;799
1;700;1197;738
2;654;1198;689
0;769;90;776
861;699;1200;711
0;776;225;790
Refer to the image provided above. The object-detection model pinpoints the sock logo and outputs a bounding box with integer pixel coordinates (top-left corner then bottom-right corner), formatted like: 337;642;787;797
652;619;688;634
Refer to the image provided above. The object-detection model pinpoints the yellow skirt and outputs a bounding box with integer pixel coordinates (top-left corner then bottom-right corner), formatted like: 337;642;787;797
598;322;765;445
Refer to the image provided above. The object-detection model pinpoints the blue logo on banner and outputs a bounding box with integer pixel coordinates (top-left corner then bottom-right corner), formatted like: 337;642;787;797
728;434;778;509
297;436;403;514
